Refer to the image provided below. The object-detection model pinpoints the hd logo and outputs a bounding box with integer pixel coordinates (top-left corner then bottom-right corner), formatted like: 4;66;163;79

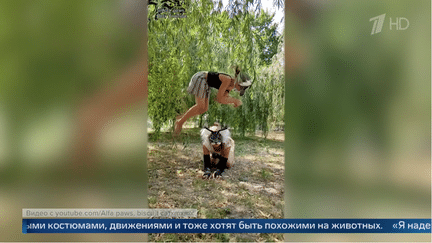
369;14;410;35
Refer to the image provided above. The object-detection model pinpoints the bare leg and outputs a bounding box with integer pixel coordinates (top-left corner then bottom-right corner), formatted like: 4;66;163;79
175;96;208;134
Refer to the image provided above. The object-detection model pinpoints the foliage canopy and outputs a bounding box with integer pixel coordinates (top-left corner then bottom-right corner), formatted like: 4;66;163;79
148;0;284;138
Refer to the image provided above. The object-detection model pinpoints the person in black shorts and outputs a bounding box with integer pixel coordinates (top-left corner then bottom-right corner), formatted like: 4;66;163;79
175;66;251;135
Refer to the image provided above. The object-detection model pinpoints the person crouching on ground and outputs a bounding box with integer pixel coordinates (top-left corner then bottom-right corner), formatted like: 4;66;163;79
201;122;235;179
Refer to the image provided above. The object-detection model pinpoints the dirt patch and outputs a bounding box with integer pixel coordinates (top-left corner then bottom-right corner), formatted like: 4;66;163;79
148;129;285;242
256;131;285;142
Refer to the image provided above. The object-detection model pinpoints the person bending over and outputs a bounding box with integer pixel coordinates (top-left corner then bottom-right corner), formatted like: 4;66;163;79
175;66;251;135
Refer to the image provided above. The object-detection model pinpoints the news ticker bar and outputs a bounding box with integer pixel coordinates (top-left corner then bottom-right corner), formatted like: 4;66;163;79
23;219;431;234
22;209;197;218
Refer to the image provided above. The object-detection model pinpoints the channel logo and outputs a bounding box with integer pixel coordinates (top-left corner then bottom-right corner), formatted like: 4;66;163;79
369;13;409;35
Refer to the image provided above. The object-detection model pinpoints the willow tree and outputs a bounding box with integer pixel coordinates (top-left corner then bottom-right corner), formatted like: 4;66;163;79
147;0;282;138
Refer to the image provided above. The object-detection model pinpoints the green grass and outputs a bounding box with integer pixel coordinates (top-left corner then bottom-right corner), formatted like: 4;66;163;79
260;168;274;181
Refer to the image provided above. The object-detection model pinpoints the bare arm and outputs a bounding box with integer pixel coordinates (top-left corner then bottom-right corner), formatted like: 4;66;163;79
219;94;242;107
216;75;242;107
